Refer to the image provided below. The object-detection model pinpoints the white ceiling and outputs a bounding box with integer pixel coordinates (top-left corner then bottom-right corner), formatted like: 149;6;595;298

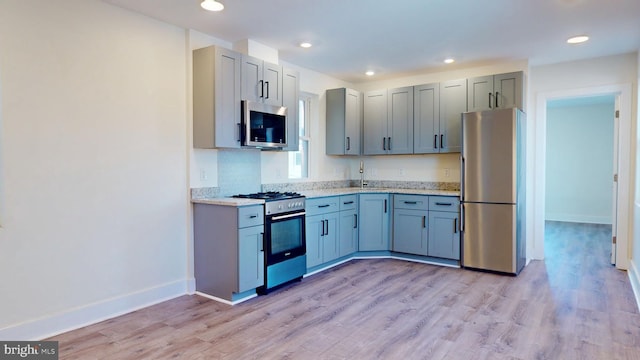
103;0;640;83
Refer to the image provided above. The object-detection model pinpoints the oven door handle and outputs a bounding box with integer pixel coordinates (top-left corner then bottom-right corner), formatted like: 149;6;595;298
271;212;306;221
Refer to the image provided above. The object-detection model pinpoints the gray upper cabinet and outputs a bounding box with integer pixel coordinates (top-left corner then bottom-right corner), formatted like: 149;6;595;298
363;87;413;155
363;90;388;155
282;69;300;151
439;79;466;153
467;71;524;111
387;86;414;154
326;88;362;155
193;46;243;149
242;55;283;107
414;83;440;154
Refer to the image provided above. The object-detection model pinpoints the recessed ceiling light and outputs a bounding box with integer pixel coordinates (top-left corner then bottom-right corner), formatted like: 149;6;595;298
201;0;224;11
567;35;589;44
365;70;375;76
300;42;312;48
444;58;455;64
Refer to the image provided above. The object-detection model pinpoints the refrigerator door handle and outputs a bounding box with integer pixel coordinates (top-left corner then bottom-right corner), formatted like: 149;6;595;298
460;155;465;201
460;203;465;232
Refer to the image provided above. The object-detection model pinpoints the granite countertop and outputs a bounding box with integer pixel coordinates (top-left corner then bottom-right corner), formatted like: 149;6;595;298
191;197;265;206
192;188;460;207
300;187;460;199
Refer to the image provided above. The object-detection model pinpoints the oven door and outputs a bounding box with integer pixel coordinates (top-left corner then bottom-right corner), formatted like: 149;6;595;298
265;210;306;264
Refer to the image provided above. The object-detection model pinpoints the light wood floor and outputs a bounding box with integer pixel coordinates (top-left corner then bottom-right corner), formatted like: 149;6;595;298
49;221;640;359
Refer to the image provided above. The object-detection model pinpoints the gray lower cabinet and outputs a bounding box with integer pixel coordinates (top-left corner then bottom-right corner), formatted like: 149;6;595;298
392;194;429;255
358;193;390;251
391;194;460;260
306;197;340;269
428;196;461;260
338;195;358;256
428;211;460;260
193;204;265;301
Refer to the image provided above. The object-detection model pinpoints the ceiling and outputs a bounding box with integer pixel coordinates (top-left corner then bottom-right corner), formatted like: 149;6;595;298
103;0;640;83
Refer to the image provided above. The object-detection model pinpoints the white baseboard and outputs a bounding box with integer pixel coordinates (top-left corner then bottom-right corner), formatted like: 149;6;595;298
186;277;196;295
0;279;189;341
628;259;640;312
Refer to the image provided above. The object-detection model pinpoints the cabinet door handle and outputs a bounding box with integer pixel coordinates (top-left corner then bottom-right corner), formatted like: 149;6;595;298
495;91;499;108
260;233;264;251
454;218;458;234
318;204;330;208
382;137;386;151
259;80;264;98
388;137;391;151
237;123;242;142
265;81;270;99
435;202;452;206
346;136;351;151
354;214;358;229
404;201;417;205
324;219;329;236
423;216;426;228
488;93;493;109
434;134;438;149
384;199;387;213
440;134;444;149
321;219;326;236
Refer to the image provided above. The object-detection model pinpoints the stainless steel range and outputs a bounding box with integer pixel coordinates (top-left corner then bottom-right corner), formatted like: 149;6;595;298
233;192;306;293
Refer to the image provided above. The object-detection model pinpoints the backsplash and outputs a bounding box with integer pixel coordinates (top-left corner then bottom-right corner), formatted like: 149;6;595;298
262;180;459;192
217;149;261;196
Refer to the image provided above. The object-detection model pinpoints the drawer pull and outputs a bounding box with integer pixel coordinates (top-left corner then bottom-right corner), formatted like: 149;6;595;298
404;201;418;205
318;204;331;208
435;202;453;206
343;201;354;205
249;215;258;218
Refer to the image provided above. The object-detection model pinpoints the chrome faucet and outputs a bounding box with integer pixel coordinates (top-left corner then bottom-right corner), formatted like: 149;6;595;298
360;160;368;188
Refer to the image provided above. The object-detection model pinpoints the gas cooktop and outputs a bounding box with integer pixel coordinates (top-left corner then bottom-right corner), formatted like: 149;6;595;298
232;191;304;201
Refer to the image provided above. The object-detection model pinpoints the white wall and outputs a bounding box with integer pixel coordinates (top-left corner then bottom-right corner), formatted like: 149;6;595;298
545;100;615;224
631;50;640;307
0;0;190;339
529;53;638;266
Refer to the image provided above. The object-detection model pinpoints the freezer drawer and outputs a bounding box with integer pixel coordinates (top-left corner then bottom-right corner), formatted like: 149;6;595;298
462;202;519;274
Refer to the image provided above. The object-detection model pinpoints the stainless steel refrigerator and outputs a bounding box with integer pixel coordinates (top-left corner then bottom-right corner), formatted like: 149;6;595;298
461;108;526;275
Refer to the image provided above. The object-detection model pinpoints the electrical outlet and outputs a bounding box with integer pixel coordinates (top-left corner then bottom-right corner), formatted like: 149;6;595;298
399;168;406;176
444;168;450;178
200;169;208;181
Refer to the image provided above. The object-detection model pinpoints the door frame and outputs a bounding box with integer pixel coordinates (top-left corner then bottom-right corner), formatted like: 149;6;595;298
533;83;632;270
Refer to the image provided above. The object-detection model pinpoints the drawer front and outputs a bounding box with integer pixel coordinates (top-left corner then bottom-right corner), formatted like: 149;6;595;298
238;205;264;228
428;196;460;212
394;194;429;211
306;196;340;216
340;195;358;211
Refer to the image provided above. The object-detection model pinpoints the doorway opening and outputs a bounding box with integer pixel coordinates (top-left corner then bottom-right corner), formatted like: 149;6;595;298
544;94;617;265
534;83;632;270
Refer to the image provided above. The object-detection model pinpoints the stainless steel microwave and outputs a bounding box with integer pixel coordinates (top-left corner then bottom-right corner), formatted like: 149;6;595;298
242;100;288;149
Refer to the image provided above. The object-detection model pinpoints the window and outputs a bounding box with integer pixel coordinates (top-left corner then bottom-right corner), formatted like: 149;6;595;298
288;93;312;179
